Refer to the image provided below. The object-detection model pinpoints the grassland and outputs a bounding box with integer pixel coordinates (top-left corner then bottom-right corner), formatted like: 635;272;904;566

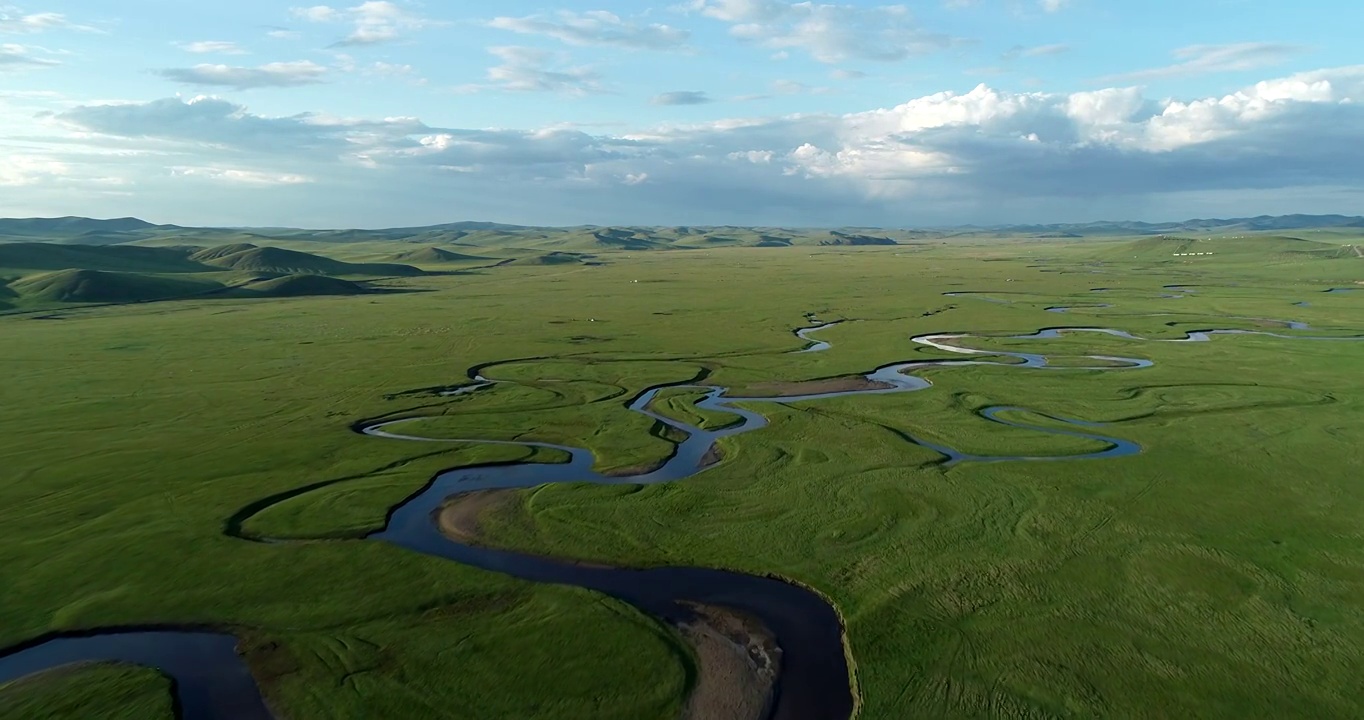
2;229;1363;718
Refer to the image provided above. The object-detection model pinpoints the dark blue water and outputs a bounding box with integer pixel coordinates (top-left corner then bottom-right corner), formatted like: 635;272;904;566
0;632;271;720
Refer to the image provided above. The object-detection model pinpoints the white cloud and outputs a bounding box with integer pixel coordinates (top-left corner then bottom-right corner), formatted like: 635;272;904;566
465;46;603;95
1100;42;1304;83
292;6;335;22
177;41;248;55
156;61;328;89
292;1;435;46
489;11;688;50
23;65;1364;225
0;154;67;185
686;1;956;63
56;96;419;157
333;54;422;82
1039;0;1069;12
1064;87;1147;135
0;6;96;34
728;150;775;163
171;166;313;185
0;41;56;69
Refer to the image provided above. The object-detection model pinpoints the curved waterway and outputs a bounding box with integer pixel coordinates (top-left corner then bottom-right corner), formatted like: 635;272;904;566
0;631;271;720
792;320;842;353
6;322;1364;720
1047;304;1113;313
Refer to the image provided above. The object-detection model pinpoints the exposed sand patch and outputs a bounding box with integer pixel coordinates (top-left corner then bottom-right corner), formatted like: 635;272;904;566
437;491;616;569
602;458;668;478
679;602;781;720
700;443;725;469
736;375;892;398
436;491;784;720
437;489;513;543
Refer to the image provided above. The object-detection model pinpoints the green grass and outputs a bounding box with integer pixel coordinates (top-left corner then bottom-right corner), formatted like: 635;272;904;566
247;274;369;297
387;246;492;265
0;664;173;720
649;388;743;431
1;237;1362;718
197;245;424;277
10;269;223;305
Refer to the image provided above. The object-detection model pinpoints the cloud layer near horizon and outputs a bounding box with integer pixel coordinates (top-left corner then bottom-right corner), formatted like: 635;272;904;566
10;64;1364;225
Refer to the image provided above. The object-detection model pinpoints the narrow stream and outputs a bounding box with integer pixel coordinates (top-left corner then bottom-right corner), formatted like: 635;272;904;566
792;321;843;353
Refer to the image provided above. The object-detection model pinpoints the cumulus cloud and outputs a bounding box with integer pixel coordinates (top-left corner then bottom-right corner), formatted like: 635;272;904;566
177;40;248;54
156;61;328;89
686;1;956;63
1101;42;1304;83
653;90;712;105
489;10;688;50
291;1;435;46
0;42;56;68
28;65;1364;224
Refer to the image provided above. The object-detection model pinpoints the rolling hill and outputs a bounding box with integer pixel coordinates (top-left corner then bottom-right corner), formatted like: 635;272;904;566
0;243;210;274
199;246;424;277
388;247;489;264
512;252;595;266
0;217;165;240
1;214;1361;255
189;243;261;262
819;231;897;246
9;269;219;304
248;274;370;297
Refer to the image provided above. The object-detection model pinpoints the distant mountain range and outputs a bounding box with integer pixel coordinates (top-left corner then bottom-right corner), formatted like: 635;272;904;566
955;214;1364;236
1;213;1361;250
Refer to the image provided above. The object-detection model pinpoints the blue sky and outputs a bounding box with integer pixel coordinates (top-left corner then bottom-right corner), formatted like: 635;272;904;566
3;0;1364;227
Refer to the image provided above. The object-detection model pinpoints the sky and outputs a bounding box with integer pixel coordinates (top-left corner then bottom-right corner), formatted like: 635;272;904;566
3;1;1364;228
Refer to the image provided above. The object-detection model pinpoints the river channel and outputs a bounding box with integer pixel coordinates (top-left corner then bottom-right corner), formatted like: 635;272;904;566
3;322;1359;720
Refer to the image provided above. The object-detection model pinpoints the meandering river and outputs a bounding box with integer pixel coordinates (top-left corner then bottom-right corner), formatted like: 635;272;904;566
3;317;1360;720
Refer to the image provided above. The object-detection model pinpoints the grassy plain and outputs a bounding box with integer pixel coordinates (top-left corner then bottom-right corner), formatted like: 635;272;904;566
2;232;1363;718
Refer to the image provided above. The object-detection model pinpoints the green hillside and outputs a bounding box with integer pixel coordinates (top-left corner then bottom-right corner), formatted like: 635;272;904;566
189;243;261;262
249;274;370;297
388;247;489;264
511;251;595;266
0;243;208;274
9;269;220;304
203;246;424;277
0;217;159;240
